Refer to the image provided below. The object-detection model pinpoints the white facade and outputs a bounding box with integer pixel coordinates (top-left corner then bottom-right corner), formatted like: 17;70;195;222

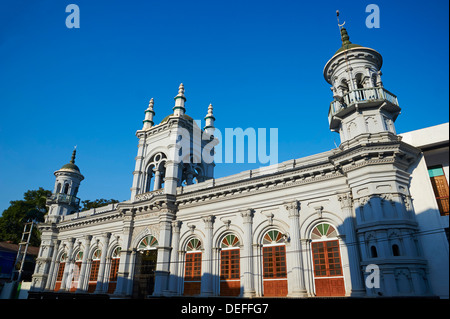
400;123;449;299
30;26;449;299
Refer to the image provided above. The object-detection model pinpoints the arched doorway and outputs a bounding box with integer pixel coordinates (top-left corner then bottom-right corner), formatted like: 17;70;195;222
184;238;202;296
54;252;67;291
220;234;241;296
107;247;121;294
69;251;83;292
262;230;288;297
311;223;345;296
133;235;158;298
88;249;101;292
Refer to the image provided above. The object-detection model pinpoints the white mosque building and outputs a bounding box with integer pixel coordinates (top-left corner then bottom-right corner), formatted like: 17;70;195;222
30;24;449;299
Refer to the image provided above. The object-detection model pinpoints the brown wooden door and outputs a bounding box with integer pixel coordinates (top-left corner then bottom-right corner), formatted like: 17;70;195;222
430;174;450;215
107;257;120;294
184;252;202;296
88;260;100;292
69;261;82;292
220;249;240;296
54;262;65;291
312;240;345;297
263;245;288;297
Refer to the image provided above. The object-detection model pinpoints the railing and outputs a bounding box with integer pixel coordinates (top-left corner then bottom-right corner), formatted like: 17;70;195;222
48;193;80;206
328;87;399;120
134;189;165;201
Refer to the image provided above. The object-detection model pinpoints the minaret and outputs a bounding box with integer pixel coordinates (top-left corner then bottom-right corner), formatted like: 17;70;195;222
173;83;186;117
142;98;155;130
46;148;84;222
204;103;215;136
323;13;430;297
323;15;400;148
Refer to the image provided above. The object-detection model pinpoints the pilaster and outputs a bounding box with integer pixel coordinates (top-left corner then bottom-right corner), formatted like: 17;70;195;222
240;209;256;298
284;200;307;297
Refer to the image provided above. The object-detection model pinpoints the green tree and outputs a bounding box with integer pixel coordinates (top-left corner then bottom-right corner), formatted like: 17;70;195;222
0;187;51;246
80;198;119;211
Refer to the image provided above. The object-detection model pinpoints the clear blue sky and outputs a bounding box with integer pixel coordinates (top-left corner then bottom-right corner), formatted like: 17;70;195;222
0;0;448;213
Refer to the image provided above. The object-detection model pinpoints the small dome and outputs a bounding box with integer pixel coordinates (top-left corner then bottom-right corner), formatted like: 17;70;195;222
60;162;81;172
334;43;363;55
59;149;82;174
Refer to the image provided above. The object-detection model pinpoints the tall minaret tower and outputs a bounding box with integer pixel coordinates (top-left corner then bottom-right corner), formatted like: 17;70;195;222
131;83;216;201
46;148;84;223
323;13;430;297
323;13;401;149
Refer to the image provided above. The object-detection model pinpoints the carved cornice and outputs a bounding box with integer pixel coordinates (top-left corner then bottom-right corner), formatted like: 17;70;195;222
57;211;123;231
177;166;343;208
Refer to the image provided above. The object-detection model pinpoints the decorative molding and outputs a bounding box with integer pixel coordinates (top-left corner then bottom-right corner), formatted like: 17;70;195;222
314;206;324;219
283;200;300;218
338;193;353;209
240;209;254;223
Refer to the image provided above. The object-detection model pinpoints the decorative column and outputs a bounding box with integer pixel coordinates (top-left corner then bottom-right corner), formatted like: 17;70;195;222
241;209;256;298
76;235;92;292
338;193;366;296
44;239;61;291
284;200;307;297
131;137;146;200
61;238;75;291
201;215;215;296
154;203;176;296
154;169;161;190
168;220;182;295
114;209;135;297
95;232;111;293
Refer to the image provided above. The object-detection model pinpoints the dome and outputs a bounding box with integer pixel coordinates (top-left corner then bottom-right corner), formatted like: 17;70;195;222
334;43;363;55
58;149;82;174
60;162;81;173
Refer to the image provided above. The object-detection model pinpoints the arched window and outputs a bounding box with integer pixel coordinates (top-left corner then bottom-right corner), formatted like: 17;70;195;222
145;165;155;192
134;236;159;298
263;230;286;245
56;183;62;194
186;238;202;251
184;238;202;296
392;244;401;256
262;230;287;297
220;234;241;297
311;223;338;240
107;247;121;294
54;252;67;291
88;249;102;292
339;78;350;96
144;153;167;192
371;246;378;258
137;235;159;251
310;223;345;297
70;251;83;292
63;183;69;194
355;73;365;89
